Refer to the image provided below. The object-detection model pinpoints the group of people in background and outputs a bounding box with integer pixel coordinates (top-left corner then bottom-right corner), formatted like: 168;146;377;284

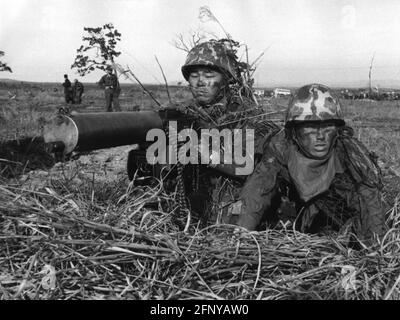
62;65;120;112
62;74;84;105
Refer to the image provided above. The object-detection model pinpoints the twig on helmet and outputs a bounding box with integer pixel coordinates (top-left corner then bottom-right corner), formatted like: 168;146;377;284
198;5;235;54
171;30;216;53
245;45;259;106
250;45;270;69
245;46;251;84
199;6;232;41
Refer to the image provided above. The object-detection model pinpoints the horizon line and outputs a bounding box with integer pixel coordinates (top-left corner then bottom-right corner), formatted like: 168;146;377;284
1;78;400;89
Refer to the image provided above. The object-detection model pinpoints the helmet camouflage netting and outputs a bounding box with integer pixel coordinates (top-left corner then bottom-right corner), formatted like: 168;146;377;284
285;83;345;126
181;40;238;81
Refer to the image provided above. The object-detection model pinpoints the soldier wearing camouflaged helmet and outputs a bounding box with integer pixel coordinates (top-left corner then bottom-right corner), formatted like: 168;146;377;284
236;83;387;244
179;40;242;115
168;40;279;225
128;40;278;228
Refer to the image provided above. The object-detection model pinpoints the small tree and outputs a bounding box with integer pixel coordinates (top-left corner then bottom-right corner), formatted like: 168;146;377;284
0;51;12;73
71;23;121;76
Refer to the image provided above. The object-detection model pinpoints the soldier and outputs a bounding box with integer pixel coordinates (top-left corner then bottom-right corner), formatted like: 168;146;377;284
73;79;84;104
179;40;261;124
62;74;73;104
98;66;121;112
147;40;277;226
236;84;387;242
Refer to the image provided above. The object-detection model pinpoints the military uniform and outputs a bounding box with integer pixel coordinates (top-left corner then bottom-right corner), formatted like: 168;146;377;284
173;41;278;225
128;40;278;227
99;70;121;112
73;80;84;104
62;77;73;104
237;84;387;241
170;94;277;225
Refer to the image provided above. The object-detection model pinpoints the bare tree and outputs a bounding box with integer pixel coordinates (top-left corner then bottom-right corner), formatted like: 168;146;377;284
171;29;218;52
0;51;12;73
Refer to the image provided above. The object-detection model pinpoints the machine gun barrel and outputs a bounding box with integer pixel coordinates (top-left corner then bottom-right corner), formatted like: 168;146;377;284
43;111;163;155
43;109;251;179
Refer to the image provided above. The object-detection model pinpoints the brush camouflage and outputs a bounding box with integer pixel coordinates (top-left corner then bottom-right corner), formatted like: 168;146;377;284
181;40;238;81
285;84;345;126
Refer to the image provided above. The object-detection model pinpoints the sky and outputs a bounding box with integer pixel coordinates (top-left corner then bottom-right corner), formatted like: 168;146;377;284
1;0;400;87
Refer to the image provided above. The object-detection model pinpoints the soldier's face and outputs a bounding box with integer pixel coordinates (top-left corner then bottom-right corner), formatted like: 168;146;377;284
188;67;225;106
297;123;338;158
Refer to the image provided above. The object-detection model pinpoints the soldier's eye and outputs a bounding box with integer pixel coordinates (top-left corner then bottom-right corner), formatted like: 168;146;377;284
300;128;318;135
306;131;318;136
321;126;336;133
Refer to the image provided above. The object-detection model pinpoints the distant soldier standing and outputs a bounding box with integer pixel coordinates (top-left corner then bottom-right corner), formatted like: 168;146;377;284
62;74;73;104
73;79;84;104
98;66;121;112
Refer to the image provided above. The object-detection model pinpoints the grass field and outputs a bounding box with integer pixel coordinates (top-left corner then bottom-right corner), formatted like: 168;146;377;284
1;82;400;300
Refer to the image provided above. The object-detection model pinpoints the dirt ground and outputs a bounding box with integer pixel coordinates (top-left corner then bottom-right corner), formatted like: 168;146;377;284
15;145;132;190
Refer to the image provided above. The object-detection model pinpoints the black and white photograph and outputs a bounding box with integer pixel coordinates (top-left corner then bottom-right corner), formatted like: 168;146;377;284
1;0;400;305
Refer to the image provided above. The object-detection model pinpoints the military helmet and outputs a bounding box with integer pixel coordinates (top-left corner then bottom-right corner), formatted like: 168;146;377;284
285;83;345;126
181;40;238;81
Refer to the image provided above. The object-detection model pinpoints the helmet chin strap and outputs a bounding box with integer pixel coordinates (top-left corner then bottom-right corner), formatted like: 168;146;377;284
292;127;338;161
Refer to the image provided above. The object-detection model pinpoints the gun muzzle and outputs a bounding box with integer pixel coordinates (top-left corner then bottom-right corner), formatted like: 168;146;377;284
43;111;163;155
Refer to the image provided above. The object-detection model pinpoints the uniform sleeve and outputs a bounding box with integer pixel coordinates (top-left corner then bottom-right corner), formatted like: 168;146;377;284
350;184;387;240
337;133;387;239
237;148;281;230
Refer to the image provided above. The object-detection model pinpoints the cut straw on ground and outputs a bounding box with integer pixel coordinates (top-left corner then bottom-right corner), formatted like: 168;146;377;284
1;170;400;300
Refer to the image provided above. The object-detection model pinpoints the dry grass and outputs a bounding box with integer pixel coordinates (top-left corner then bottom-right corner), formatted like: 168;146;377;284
342;99;400;120
1;170;400;300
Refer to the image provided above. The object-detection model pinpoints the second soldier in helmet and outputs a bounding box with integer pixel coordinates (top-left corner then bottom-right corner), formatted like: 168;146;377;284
236;84;387;242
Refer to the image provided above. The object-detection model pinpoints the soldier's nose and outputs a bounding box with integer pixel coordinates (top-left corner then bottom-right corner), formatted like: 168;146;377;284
316;128;325;140
197;75;206;86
